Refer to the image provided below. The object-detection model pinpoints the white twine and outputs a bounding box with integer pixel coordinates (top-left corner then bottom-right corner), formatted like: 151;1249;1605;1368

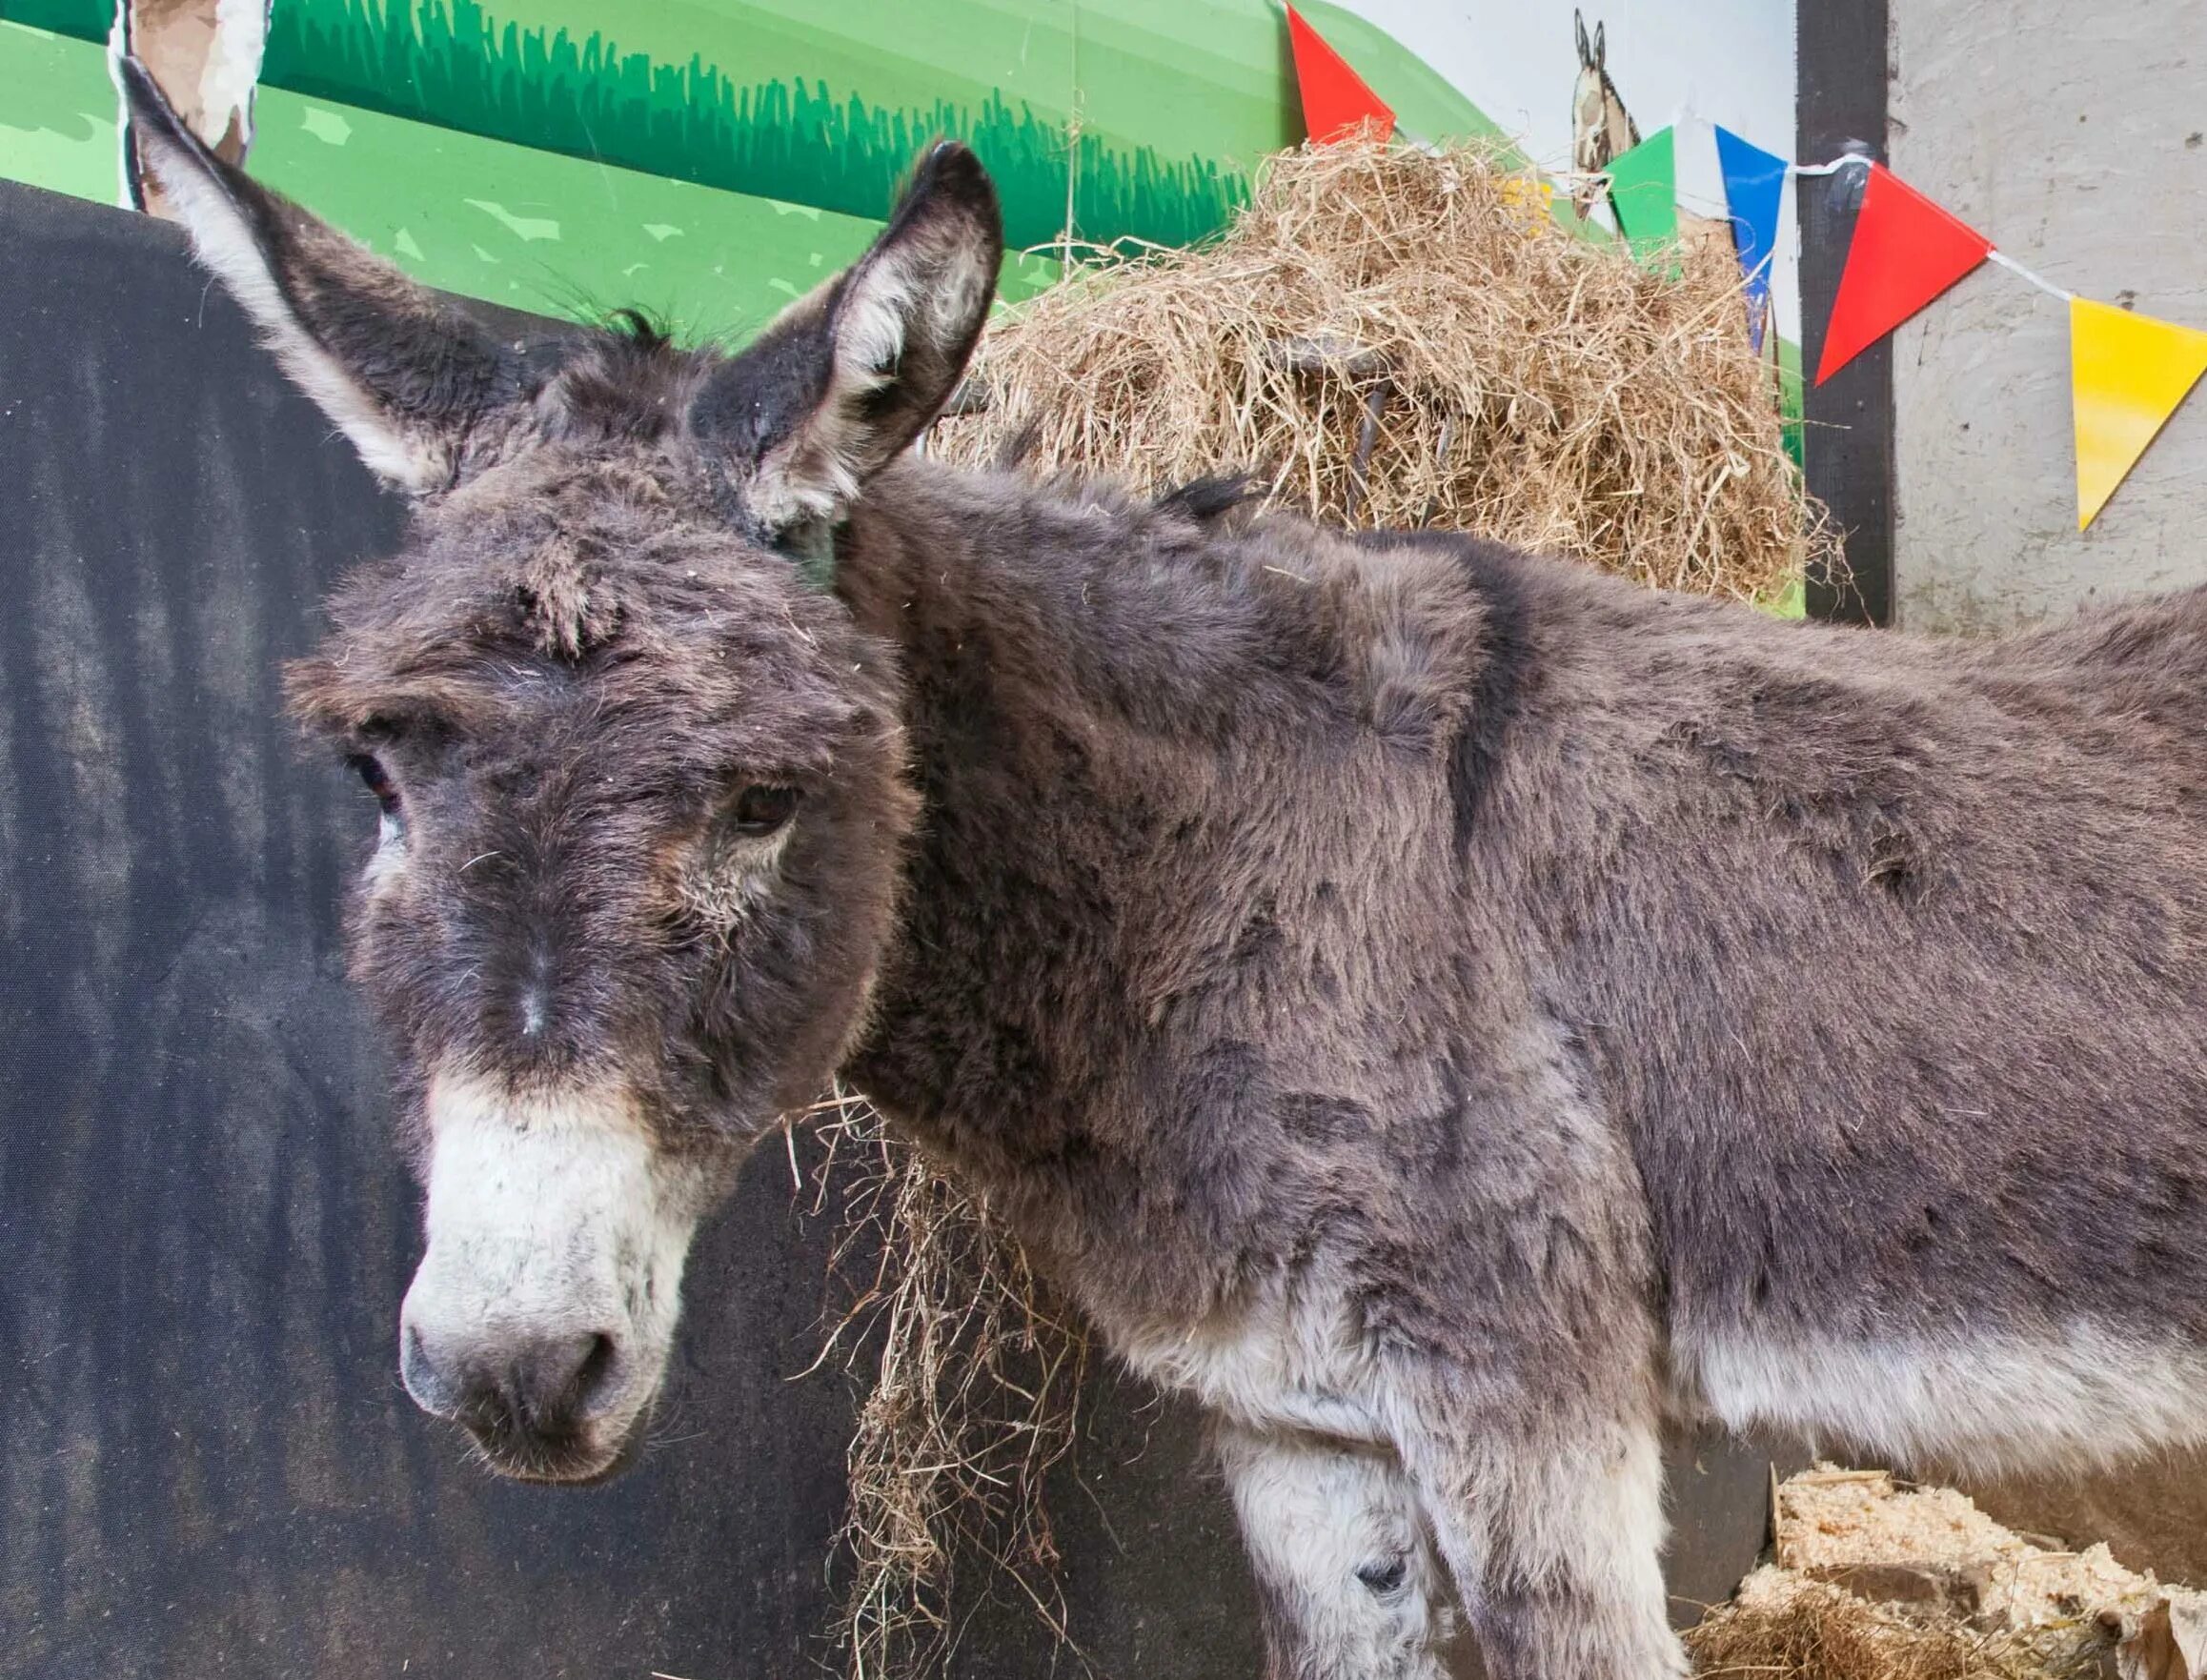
1986;247;2075;302
1792;153;2074;302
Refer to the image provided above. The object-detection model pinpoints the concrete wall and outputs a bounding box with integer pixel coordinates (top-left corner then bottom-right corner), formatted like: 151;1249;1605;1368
1888;0;2206;633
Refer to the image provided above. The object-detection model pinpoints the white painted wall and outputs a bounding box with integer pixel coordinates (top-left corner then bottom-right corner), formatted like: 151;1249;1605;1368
1889;0;2207;633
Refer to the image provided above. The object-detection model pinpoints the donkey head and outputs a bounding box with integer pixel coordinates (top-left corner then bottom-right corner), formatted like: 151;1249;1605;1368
118;58;1000;1481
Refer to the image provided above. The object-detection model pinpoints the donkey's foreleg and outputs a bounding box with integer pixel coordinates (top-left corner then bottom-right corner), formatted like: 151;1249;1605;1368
1398;1402;1683;1680
1216;1420;1455;1680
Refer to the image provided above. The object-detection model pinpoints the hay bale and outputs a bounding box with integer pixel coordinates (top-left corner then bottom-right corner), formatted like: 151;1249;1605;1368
936;137;1832;603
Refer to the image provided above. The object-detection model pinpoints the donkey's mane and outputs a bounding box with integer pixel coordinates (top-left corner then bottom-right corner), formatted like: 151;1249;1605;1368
600;307;676;354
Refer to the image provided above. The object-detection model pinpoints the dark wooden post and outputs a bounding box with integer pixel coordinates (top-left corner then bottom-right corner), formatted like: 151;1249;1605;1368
1798;0;1895;627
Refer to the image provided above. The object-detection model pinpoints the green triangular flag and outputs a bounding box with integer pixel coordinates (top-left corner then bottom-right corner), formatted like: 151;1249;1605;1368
1607;126;1677;260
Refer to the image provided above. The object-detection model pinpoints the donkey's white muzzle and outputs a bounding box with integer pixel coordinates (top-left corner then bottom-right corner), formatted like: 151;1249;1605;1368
397;1072;699;1479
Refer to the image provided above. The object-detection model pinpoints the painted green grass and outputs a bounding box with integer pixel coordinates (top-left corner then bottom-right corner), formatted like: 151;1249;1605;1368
0;0;1501;186
492;0;1305;178
6;0;1253;249
0;22;1056;341
0;0;1541;250
253;86;932;340
254;0;1247;253
253;84;1059;334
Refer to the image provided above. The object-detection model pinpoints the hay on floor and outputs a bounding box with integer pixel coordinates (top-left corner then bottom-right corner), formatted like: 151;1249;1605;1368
936;137;1832;603
1687;1467;2207;1680
1689;1569;2074;1680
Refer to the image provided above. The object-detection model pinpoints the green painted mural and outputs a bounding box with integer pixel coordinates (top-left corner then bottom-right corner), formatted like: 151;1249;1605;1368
0;0;1521;339
251;0;1246;252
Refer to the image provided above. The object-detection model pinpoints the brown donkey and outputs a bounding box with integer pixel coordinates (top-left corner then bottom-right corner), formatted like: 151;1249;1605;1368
120;60;2207;1680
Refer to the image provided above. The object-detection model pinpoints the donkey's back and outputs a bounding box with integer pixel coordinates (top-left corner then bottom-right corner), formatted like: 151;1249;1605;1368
1461;549;2207;1472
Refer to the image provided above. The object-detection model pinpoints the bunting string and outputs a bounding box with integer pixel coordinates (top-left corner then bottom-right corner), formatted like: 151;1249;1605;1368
1643;129;2200;529
1984;249;2074;304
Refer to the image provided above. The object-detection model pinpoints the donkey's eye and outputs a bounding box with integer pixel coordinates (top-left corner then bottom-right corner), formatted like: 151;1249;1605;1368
730;784;799;838
349;753;402;817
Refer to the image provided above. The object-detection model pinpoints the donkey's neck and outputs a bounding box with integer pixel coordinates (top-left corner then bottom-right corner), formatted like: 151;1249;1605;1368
832;458;1265;1186
828;457;1496;1278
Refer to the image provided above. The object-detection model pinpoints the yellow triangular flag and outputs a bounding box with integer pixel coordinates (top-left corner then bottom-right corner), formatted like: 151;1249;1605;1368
2072;296;2207;529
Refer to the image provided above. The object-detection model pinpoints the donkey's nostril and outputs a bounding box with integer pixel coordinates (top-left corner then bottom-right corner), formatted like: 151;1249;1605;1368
400;1322;466;1415
496;1331;620;1431
573;1332;618;1413
401;1323;628;1449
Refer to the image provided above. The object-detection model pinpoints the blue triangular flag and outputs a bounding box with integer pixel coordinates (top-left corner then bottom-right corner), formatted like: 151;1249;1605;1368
1714;125;1788;352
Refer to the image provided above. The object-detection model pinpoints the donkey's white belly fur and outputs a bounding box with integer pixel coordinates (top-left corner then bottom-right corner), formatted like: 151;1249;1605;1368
1682;1323;2207;1475
1114;1277;2207;1487
1106;1279;1393;1444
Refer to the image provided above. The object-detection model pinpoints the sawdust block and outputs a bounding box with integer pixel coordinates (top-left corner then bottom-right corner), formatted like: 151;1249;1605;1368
1688;1467;2207;1680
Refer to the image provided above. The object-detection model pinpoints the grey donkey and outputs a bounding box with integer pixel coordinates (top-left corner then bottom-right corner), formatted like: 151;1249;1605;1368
119;57;2207;1680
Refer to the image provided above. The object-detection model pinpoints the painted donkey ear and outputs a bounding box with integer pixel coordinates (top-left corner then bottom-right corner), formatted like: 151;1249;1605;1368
113;53;513;493
693;142;1002;537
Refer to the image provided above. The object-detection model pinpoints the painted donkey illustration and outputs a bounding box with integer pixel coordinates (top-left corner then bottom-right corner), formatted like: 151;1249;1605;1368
1567;11;1731;272
120;58;2207;1680
1570;10;1639;224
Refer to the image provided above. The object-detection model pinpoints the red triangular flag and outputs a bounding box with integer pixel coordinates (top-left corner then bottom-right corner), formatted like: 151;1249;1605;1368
1286;5;1395;145
1815;162;1992;384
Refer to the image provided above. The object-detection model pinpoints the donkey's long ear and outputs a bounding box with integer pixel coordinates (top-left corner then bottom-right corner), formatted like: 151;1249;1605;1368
693;143;1002;536
115;54;512;493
